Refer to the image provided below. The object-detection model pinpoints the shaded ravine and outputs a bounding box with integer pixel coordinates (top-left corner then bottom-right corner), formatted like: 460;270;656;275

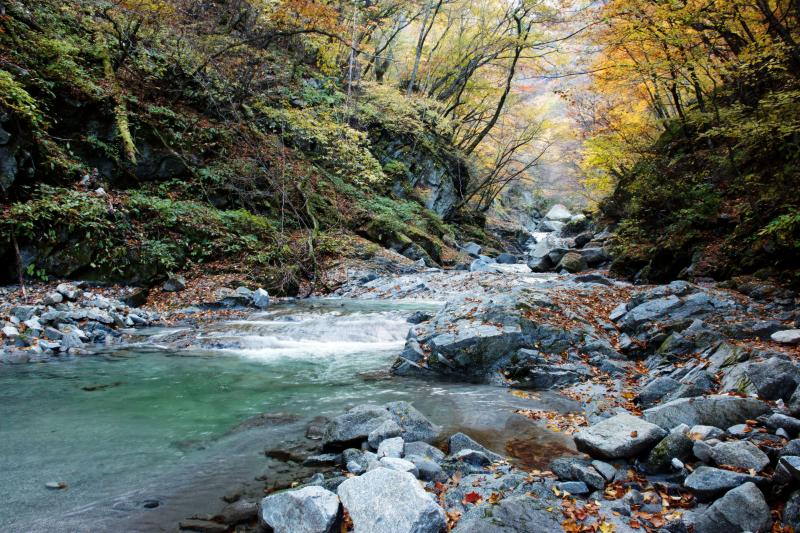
0;298;576;532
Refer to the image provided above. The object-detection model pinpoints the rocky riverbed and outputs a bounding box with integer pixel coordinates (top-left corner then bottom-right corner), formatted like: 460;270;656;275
3;259;800;532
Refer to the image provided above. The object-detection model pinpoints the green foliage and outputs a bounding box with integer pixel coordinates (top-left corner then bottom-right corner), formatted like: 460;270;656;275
0;69;44;128
256;104;387;187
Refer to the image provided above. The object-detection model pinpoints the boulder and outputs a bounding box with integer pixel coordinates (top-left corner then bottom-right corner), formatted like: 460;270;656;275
573;413;666;459
645;424;693;473
56;283;81;300
260;486;340;533
378;457;419;477
710;440;770;472
404;441;445;461
377;437;404;459
323;405;391;449
337;468;446;533
773;330;800;345
449;449;492;467
549;457;605;490
544;204;572;221
495;253;518;264
252;288;270;309
162;276;187;292
452;495;563;533
470;258;500;273
404;455;444;482
767;413;800;435
643;395;770;430
745;357;800;400
43;292;63;305
448;432;503;462
779;456;800;482
637;377;680;408
692;483;771;533
526;254;553;273
684;466;766;500
558;252;588;273
323;402;438;449
385;401;440;443
578;247;610;267
461;242;482;257
368;419;403;449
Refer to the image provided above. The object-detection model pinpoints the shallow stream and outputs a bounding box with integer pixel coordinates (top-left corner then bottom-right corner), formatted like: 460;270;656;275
0;298;575;532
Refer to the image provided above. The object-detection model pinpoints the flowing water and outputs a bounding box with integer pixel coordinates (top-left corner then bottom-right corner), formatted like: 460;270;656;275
0;298;576;532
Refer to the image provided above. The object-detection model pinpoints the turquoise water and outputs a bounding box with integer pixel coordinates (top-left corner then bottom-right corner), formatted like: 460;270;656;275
0;299;574;532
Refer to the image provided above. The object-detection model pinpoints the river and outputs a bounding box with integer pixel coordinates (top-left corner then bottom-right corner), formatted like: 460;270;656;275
0;298;576;532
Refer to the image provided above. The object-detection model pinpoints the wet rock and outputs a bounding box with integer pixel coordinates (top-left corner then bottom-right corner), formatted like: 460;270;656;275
449;449;493;467
162;276;187;292
303;453;341;467
217;499;257;525
178;519;228;533
260;486;340;533
367;419;403;449
683;466;766;500
574;413;666;459
710;440;770;472
692;482;771;533
377;437;404;458
407;311;432;324
784;490;800;530
643;395;770;430
526;254;553;273
772;330;800;345
337;468;446;533
448;432;503;462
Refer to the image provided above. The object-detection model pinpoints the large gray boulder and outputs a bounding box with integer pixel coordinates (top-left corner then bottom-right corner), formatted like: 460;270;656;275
323;405;391;449
337;468;446;533
643;395;770;430
645;424;693;473
453;495;563;532
773;330;800;345
684;466;766;500
692;483;771;533
323;402;439;449
260;486;340;533
710;440;770;472
448;432;503;462
544;204;572;221
573;413;666;459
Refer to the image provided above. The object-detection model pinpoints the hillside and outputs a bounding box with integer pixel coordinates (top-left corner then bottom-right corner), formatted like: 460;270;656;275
0;0;500;295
